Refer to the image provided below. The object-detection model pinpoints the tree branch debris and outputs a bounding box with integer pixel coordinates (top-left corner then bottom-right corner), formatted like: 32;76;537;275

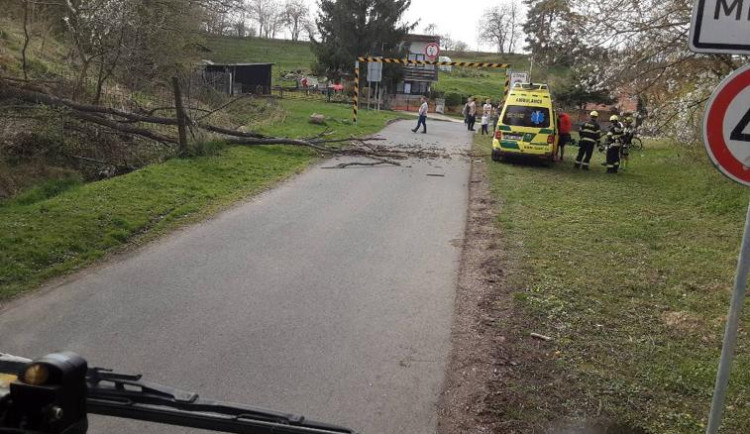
0;77;449;166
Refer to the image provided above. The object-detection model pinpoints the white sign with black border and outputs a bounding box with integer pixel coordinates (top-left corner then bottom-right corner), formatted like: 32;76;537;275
690;0;750;54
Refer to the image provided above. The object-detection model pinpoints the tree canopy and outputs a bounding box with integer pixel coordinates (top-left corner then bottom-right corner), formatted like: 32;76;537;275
311;0;416;81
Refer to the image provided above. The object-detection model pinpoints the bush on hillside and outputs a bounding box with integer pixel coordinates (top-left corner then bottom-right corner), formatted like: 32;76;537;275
445;92;463;106
428;89;445;100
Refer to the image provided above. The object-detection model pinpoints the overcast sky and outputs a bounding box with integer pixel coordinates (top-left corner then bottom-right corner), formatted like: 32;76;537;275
301;0;525;53
404;0;513;52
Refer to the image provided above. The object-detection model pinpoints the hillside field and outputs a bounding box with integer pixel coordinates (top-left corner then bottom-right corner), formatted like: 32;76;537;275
202;37;554;101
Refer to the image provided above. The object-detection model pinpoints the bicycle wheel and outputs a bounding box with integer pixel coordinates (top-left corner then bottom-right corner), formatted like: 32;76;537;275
631;137;643;151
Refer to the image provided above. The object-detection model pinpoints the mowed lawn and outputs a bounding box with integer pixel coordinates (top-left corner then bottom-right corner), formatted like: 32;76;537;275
0;100;405;301
478;137;750;433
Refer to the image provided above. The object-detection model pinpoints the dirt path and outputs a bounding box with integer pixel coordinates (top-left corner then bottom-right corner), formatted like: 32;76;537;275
437;155;514;433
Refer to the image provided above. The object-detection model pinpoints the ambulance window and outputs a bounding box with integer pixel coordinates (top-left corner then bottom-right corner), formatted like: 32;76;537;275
502;105;550;128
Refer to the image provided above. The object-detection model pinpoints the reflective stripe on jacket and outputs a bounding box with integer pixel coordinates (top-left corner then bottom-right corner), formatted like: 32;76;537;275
579;121;601;143
608;121;625;144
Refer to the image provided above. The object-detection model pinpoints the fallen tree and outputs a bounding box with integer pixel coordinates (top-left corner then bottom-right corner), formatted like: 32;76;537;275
0;77;445;166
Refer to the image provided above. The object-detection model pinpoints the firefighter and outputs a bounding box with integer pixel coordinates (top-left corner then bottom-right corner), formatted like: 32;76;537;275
606;114;625;173
574;111;602;170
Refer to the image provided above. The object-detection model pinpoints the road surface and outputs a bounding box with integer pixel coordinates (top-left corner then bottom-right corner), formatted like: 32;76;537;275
0;119;473;434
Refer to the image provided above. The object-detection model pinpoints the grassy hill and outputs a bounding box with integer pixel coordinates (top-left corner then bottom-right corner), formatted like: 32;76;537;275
203;36;316;83
0;17;73;78
201;37;572;102
439;51;571;101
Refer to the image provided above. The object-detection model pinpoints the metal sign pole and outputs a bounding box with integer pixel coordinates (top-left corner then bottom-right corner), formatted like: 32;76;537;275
353;61;359;124
706;199;750;434
376;82;380;111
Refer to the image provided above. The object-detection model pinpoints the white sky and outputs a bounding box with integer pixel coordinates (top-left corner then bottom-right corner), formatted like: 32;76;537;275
404;0;501;52
301;0;524;53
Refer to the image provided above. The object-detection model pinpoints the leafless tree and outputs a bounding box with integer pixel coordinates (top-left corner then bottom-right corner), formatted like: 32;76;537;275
280;0;308;41
480;1;521;54
245;0;279;38
440;34;456;51
506;0;521;53
423;23;438;36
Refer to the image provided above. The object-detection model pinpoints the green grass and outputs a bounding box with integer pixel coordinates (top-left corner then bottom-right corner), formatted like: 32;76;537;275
0;99;405;301
200;38;555;99
436;52;529;100
254;99;405;138
479;137;750;433
0;17;74;77
203;36;315;85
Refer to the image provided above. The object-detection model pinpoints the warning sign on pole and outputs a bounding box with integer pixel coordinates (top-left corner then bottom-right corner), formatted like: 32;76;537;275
703;64;750;186
703;63;750;434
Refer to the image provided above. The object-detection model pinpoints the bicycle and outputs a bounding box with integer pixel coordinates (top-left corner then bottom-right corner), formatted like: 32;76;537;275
629;135;644;151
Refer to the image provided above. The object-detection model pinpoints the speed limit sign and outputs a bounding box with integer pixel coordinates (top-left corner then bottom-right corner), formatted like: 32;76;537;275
704;64;750;186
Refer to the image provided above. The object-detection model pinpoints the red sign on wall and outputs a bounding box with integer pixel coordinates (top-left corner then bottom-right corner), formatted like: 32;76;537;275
424;43;440;61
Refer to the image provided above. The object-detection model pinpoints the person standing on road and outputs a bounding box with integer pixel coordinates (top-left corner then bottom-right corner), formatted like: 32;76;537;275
412;96;428;134
605;114;625;173
467;97;477;131
483;99;492;117
480;112;489;135
574;111;602;170
557;110;572;161
490;104;500;133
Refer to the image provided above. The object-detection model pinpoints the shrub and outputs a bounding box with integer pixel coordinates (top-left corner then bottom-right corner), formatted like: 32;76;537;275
445;92;463;106
428;89;445;100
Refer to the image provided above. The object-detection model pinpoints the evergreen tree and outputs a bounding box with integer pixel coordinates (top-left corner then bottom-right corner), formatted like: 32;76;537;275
311;0;416;82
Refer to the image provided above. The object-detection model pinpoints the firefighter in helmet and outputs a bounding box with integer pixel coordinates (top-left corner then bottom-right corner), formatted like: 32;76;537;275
574;111;602;170
606;114;625;173
621;113;635;169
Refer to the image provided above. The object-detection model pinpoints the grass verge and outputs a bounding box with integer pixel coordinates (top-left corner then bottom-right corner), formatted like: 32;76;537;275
477;136;750;433
0;100;405;301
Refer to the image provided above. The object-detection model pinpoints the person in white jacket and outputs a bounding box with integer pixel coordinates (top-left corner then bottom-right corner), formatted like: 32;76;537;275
411;96;429;134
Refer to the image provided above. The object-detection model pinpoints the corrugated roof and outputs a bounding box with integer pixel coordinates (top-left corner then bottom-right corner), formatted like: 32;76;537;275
205;62;274;66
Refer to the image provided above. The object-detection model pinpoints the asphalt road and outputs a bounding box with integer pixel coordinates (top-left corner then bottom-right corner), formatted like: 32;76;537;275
0;119;473;434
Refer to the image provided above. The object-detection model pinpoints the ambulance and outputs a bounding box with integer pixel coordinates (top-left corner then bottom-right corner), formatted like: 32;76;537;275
491;82;558;162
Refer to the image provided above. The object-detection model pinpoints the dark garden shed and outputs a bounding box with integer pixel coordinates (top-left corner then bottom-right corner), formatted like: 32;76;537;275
203;62;273;95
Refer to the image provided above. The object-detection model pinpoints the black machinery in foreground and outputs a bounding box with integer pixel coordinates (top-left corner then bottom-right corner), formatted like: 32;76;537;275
0;352;357;434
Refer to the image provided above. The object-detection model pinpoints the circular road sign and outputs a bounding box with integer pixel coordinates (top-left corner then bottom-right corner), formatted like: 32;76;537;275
425;43;440;60
704;63;750;186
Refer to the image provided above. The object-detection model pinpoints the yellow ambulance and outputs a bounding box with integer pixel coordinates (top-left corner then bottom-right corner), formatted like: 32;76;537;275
491;83;558;162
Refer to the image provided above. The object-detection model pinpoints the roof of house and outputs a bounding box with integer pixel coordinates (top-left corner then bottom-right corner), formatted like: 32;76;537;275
405;34;440;43
202;61;274;67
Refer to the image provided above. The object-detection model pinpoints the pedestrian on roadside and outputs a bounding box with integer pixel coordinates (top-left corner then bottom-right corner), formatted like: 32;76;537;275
467;97;477;131
557;110;572;161
490;104;500;133
462;100;469;124
574;111;602;170
483;99;492;117
412;96;428;134
480;111;489;135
